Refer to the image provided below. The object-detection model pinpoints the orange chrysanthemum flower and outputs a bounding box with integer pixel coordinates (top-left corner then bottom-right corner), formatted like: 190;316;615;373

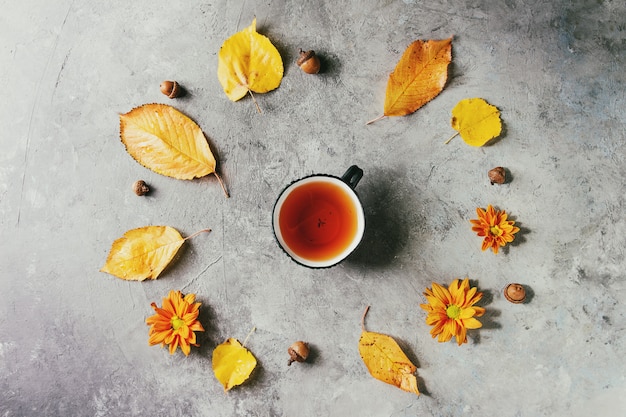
470;205;520;254
146;290;204;356
420;278;485;345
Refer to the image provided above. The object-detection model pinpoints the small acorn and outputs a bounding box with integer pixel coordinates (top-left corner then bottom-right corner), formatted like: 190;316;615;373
296;49;321;74
488;167;506;185
133;180;150;196
504;283;526;304
287;341;310;366
160;80;182;98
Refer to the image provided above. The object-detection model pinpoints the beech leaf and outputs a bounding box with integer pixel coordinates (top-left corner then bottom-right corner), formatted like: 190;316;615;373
358;306;420;395
119;103;228;197
217;18;284;112
368;38;452;124
445;98;502;146
100;226;210;281
212;337;257;392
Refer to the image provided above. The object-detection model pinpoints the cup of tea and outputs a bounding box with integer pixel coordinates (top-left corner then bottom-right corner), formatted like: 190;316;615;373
272;165;365;268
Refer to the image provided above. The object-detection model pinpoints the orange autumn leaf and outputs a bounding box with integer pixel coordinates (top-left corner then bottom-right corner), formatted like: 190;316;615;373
368;38;452;124
120;103;228;197
358;306;420;395
100;226;210;281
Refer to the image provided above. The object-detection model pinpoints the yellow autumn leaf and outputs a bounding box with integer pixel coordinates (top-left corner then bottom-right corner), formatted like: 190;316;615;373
100;226;210;281
446;98;502;146
217;18;283;109
120;103;228;196
358;307;420;395
212;338;257;391
368;38;452;124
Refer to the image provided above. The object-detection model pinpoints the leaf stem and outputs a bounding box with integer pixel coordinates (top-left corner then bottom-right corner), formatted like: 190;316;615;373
214;172;230;198
361;305;370;331
183;228;212;241
444;132;459;144
365;115;385;125
248;90;262;114
242;326;256;348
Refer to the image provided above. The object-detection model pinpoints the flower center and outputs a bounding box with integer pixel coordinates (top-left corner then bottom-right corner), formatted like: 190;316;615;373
446;304;462;319
489;225;503;236
171;316;185;330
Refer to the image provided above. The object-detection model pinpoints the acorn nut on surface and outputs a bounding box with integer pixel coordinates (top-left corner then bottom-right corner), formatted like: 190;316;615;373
160;80;182;98
287;341;310;366
296;49;321;74
488;167;506;185
504;283;526;304
133;180;150;196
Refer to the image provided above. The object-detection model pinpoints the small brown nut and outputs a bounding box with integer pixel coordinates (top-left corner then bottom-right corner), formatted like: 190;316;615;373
133;180;150;196
287;341;310;366
504;283;526;304
160;80;182;98
488;167;506;185
296;49;321;74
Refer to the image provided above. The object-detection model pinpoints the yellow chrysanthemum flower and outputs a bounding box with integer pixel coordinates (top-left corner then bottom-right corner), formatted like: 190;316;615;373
146;290;204;356
420;278;485;345
470;205;520;254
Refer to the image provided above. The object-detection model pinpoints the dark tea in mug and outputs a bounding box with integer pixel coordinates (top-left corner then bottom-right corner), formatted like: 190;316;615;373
279;180;358;260
272;166;365;268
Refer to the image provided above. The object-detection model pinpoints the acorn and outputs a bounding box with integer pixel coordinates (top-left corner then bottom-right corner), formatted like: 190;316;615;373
132;180;150;196
160;80;182;98
296;49;321;74
287;341;310;365
488;167;506;185
504;283;526;304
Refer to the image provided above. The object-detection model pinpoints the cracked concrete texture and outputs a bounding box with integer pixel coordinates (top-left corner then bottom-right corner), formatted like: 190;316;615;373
1;0;625;416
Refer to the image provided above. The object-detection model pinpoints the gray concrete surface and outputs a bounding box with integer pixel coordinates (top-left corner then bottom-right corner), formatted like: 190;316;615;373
1;0;625;416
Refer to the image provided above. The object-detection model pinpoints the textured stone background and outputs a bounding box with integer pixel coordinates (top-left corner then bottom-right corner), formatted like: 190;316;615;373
1;0;625;416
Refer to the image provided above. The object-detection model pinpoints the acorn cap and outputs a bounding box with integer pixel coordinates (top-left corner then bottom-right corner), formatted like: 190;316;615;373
504;283;526;303
160;80;182;99
287;341;310;365
296;50;316;66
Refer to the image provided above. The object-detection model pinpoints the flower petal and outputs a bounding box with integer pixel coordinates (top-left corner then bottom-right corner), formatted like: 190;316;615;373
419;303;433;312
183;293;196;304
461;317;483;329
473;306;486;317
458;307;476;319
432;282;452;305
455;325;467;345
179;338;191;356
168;335;179;355
148;330;171;346
425;294;446;310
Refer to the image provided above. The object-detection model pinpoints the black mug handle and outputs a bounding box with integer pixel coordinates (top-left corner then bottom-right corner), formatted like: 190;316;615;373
341;165;363;189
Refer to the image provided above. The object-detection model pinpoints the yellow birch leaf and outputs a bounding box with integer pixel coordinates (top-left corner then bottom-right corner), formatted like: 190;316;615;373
450;98;502;146
212;338;257;392
368;38;452;124
120;103;228;196
100;226;210;281
358;306;420;395
217;18;284;107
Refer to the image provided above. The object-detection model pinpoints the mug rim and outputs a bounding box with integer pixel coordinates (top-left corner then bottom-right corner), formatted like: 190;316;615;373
272;173;365;269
